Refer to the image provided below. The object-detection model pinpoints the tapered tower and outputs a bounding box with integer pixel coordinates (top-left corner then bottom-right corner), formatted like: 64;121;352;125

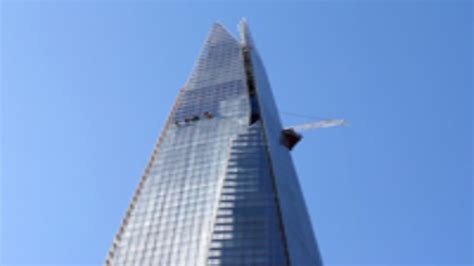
105;21;322;266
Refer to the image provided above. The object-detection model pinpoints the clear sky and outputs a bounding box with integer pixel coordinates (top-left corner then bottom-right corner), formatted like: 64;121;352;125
1;1;472;265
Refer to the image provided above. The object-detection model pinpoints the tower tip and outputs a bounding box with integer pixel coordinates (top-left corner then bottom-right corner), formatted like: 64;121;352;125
205;22;237;45
238;18;253;48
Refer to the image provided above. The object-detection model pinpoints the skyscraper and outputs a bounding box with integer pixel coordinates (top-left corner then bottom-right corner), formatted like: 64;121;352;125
105;21;322;266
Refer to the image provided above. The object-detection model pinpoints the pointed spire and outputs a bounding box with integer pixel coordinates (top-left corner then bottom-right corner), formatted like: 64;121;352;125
205;22;237;46
185;22;243;90
239;18;254;49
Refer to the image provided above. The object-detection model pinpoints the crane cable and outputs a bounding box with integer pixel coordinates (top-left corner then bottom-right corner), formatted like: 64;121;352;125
281;111;328;121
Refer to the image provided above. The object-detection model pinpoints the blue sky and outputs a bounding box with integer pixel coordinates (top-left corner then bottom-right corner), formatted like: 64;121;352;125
1;1;472;265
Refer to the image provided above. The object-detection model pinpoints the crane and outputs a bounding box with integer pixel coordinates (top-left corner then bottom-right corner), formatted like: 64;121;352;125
281;118;347;150
285;118;348;132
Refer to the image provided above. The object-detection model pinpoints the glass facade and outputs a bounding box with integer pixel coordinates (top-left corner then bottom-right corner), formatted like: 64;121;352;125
207;124;288;266
105;21;322;266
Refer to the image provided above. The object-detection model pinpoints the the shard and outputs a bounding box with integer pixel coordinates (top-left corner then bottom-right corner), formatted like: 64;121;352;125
105;21;323;266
